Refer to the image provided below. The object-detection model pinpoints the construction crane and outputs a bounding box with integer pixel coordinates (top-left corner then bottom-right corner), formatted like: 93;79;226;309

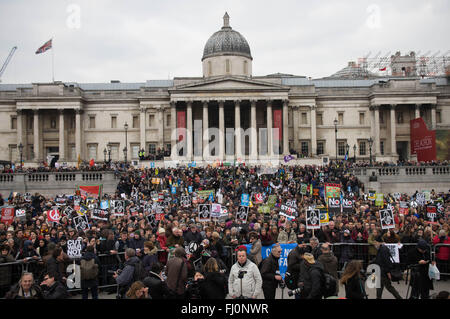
0;46;17;83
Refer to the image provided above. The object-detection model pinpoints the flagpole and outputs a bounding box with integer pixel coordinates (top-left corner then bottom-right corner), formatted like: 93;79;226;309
51;36;54;82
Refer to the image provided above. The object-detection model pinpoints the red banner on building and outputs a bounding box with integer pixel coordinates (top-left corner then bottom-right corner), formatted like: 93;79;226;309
177;110;186;142
273;108;282;141
410;118;436;162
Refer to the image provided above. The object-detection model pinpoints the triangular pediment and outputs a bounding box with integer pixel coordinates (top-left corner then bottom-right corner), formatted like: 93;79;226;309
171;76;288;92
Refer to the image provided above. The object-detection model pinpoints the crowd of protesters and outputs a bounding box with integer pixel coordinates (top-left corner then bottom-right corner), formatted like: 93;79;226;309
0;161;449;299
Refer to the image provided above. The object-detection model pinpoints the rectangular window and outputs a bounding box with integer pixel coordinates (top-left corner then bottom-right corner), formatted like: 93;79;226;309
301;141;309;156
111;116;117;128
166;115;171;127
316;113;323;125
131;145;139;159
166;143;171;156
148;143;156;154
132;115;139;128
338;113;344;125
88;144;97;160
397;111;404;124
10;145;18;162
359;113;365;125
89;116;95;129
359;141;367;156
301;112;307;125
149;114;155;127
338;141;346;156
436;111;441;123
380;140;385;155
110;144;119;161
11;117;17;130
317;141;325;155
379;112;384;124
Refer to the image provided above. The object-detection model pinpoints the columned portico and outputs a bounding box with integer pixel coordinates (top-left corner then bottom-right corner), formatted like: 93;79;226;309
390;104;397;158
33;109;41;162
234;100;241;160
58;109;65;161
218;100;225;160
250;100;258;160
310;105;317;156
282;99;289;156
267;100;273;157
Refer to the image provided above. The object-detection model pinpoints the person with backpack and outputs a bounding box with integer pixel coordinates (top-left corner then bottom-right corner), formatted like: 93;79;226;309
300;252;333;299
286;238;308;299
113;248;145;298
80;245;100;299
317;243;339;296
165;247;188;299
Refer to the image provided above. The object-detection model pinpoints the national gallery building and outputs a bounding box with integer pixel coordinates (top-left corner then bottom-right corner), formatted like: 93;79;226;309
0;13;449;166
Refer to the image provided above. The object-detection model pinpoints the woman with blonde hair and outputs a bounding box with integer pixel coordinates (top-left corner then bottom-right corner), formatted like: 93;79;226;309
125;281;150;299
200;257;227;299
340;260;367;299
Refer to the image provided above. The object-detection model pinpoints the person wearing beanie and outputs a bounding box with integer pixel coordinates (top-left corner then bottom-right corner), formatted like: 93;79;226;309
407;238;434;299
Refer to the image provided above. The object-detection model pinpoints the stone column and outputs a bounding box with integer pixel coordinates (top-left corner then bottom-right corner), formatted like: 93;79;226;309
250;100;258;159
75;109;82;161
415;104;420;119
33;109;41;162
186;101;193;160
234;100;241;160
283;99;289;156
170;102;177;160
16;110;24;159
310;105;317;156
374;105;380;155
390;104;397;156
293;105;300;153
267;100;273;157
202;101;209;160
139;107;146;150
59;109;65;161
218;100;225;160
431;104;437;130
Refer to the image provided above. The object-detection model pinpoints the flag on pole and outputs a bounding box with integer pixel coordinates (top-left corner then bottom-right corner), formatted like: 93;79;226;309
35;39;52;54
379;67;387;71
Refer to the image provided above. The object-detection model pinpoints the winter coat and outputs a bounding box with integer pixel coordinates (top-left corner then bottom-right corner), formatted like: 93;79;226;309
199;271;228;299
367;233;378;257
0;253;15;286
339;234;355;263
115;256;141;287
406;247;433;291
128;237;145;250
166;234;185;248
142;248;158;273
143;271;170;299
166;256;188;296
249;239;262;266
184;231;203;244
157;234;168;250
374;244;394;276
277;230;289;244
41;281;69;299
433;235;450;261
228;259;263;299
259;254;280;293
317;252;338;280
5;283;43;299
304;261;324;299
80;251;100;288
344;274;366;299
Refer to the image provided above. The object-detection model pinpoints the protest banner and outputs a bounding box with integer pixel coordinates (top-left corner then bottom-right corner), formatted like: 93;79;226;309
197;190;215;200
380;209;395;229
306;208;320;230
324;183;341;200
426;206;437;222
422;191;431;203
375;193;384;207
327;197;341;215
245;243;296;278
211;204;222;218
67;239;82;259
55;195;66;206
77;185;103;198
24;193;32;202
254;193;264;204
279;204;297;220
319;208;330;226
368;190;376;201
46;209;61;224
111;200;125;216
73;214;89;231
267;195;277;208
342;198;354;214
198;204;211;222
236;206;249;222
300;184;307;195
1;207;15;225
241;194;250;207
91;209;109;221
416;193;426;206
15;208;26;218
399;201;409;215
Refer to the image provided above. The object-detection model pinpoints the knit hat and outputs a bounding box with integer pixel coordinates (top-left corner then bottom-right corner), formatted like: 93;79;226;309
417;239;428;250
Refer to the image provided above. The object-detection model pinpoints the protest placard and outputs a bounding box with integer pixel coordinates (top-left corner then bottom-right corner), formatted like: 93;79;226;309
327;197;341;215
342;198;354;214
211;204;221;218
236;206;249;222
380;209;395;229
91;209;109;221
67;239;82;259
306;209;320;230
198;204;211;222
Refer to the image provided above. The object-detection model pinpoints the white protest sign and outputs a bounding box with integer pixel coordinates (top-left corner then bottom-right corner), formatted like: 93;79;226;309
385;243;402;263
67;239;82;258
380;209;395;229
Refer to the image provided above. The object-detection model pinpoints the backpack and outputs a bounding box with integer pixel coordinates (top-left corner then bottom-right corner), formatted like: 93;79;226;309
132;260;147;281
320;268;337;298
80;258;98;281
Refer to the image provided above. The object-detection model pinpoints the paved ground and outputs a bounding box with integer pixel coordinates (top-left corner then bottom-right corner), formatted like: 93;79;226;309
70;279;450;299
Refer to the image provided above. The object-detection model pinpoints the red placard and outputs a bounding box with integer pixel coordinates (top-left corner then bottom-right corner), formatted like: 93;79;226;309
47;209;61;223
410;118;436;162
273;108;282;141
1;207;15;225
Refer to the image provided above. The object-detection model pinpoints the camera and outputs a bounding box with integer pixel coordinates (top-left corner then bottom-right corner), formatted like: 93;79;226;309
279;281;286;289
238;270;247;279
287;287;302;297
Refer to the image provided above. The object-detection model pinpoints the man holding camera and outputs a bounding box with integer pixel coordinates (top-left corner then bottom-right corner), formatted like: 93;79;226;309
228;246;262;299
407;239;434;299
260;244;283;299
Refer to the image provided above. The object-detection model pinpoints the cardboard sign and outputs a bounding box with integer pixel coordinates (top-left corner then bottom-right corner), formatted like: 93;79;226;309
380;209;395;229
73;214;89;231
91;209;109;221
240;194;250;207
319;208;330;226
399;201;409;215
375;193;384;207
254;193;264;204
236;206;249;222
15;209;26;218
198;204;211;222
111;200;125;216
306;209;320;230
327;197;341;215
267;195;277;208
280;204;297;220
211;204;222;218
67;239;82;258
47;209;61;224
342;198;354;214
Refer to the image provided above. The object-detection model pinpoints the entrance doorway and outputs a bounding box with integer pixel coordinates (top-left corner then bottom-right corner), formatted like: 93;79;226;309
396;141;408;162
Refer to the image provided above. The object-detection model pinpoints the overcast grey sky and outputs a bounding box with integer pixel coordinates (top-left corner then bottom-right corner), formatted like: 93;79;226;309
0;0;448;83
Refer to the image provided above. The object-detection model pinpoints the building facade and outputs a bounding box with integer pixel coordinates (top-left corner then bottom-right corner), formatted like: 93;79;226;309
1;13;449;166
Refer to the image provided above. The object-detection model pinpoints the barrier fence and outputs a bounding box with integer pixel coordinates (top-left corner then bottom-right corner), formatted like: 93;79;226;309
0;243;448;298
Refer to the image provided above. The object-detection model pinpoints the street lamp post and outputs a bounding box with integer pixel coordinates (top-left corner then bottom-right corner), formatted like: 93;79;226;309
107;143;111;164
353;144;357;163
334;119;338;162
368;137;373;166
124;122;128;164
103;148;107;163
18;143;23;168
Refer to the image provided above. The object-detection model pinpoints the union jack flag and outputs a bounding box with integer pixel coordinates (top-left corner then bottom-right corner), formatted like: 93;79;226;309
35;39;52;54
